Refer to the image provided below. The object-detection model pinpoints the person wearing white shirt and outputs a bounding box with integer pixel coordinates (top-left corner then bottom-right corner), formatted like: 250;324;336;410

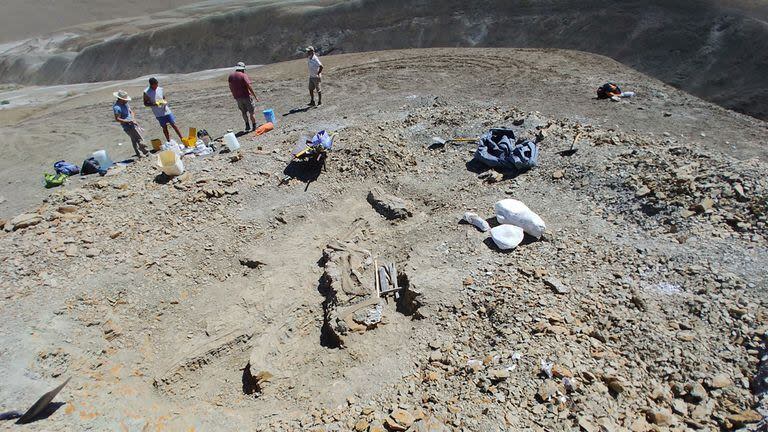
306;46;324;106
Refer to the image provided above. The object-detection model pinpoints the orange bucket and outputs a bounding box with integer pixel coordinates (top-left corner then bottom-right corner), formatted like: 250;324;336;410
151;139;162;151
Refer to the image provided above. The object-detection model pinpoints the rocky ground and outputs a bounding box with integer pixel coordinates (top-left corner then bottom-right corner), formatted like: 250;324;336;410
0;48;766;431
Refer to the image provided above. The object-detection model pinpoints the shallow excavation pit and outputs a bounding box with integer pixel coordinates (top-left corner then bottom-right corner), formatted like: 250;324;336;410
317;240;423;348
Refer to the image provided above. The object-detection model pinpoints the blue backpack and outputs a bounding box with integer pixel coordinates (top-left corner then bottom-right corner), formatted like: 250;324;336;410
54;160;80;176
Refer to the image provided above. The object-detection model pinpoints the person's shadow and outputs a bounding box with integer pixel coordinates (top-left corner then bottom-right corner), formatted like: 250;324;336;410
282;107;312;117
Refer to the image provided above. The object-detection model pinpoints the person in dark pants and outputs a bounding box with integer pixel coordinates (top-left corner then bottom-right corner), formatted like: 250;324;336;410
228;62;260;131
112;90;149;158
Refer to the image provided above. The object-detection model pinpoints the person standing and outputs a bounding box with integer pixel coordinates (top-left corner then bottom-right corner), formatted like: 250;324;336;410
143;77;184;142
306;46;323;106
112;90;149;158
228;62;259;132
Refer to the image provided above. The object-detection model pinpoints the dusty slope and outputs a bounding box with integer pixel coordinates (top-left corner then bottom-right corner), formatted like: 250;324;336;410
0;48;766;431
1;0;768;120
1;48;767;221
0;0;207;43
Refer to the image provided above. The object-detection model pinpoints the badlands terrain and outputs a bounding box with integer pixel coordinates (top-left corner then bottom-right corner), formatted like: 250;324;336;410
1;0;768;119
0;47;766;431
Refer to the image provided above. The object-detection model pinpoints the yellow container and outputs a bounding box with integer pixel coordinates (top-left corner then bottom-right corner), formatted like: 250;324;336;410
188;127;197;140
151;138;162;151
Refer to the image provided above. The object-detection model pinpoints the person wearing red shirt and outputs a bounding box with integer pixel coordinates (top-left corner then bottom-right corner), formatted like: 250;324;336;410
228;62;260;131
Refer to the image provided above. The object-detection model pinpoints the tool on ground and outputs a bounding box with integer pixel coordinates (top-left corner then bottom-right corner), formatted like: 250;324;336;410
376;262;402;299
430;136;478;148
0;377;70;424
570;131;582;152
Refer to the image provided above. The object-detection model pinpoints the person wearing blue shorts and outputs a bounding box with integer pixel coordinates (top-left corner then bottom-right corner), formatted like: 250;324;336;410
143;77;184;142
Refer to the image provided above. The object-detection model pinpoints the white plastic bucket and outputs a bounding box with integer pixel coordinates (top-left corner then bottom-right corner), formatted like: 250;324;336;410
157;150;184;176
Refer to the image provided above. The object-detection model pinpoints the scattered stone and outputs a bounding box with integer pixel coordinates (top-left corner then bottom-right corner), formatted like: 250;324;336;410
408;416;449;432
543;276;569;294
6;213;42;231
354;419;369;432
537;380;559;402
681;209;696;218
85;248;101;258
102;319;122;342
733;183;748;202
650;383;669;401
685;381;707;403
670;399;688;416
58;205;77;214
725;410;762;428
646;409;675;426
551;364;573;378
109;231;122;239
710;373;732;389
690;399;714;420
602;376;627;394
352;304;383;327
429;351;443;363
389;408;415;429
489;369;510;381
552;170;564;179
243;366;273;393
367;187;413;220
694;198;714;213
239;255;266;269
635;185;651;197
384;417;407;431
368;422;387;432
578;416;598;432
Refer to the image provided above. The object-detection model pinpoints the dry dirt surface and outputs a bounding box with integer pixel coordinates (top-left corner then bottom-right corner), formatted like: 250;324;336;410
1;0;768;120
0;48;767;431
0;0;210;43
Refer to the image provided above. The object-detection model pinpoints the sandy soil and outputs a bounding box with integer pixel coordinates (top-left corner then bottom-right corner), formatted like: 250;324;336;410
0;48;766;431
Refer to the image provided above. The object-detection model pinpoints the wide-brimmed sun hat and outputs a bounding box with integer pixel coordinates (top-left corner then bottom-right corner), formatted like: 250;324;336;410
305;46;315;53
113;90;131;101
235;61;246;71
